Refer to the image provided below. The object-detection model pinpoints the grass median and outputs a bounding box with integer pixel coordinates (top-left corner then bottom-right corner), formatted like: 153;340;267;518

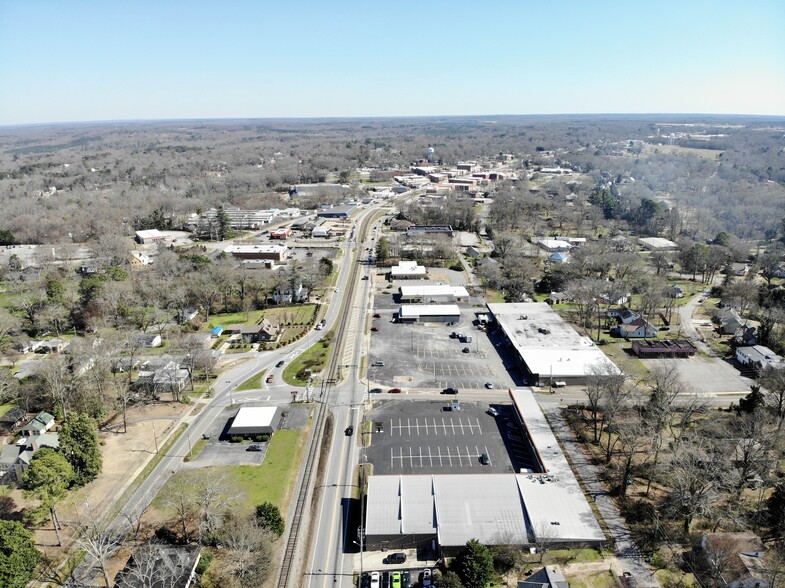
283;332;333;386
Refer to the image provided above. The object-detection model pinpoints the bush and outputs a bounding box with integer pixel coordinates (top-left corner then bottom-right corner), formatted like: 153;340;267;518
260;434;271;442
449;261;464;271
196;551;214;574
230;436;243;443
254;435;265;442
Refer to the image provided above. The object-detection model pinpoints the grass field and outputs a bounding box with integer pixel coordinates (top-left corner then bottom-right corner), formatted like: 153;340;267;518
204;305;317;332
566;570;619;588
224;429;306;513
237;370;266;391
283;335;332;386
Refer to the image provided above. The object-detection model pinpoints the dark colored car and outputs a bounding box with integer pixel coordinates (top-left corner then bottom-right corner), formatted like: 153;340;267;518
345;426;354;436
371;326;379;332
442;387;459;394
382;571;390;588
373;313;381;318
401;571;411;588
388;388;402;394
370;387;383;394
462;347;470;353
247;445;263;452
266;375;274;383
480;452;490;465
385;552;406;564
276;360;285;368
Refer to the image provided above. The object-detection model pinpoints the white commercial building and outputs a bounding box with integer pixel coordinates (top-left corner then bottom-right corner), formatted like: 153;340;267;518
487;302;619;385
227;406;279;437
398;285;469;304
398;304;461;323
363;389;605;554
390;260;427;280
224;243;288;261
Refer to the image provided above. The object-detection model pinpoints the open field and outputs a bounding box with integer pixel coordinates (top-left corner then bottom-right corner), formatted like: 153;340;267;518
643;143;722;159
283;334;332;385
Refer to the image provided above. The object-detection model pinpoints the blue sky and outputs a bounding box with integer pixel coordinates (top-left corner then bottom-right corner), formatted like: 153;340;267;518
1;0;784;125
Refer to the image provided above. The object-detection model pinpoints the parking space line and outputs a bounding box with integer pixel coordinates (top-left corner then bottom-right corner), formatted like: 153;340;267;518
428;447;433;467
459;419;465;435
447;446;452;466
419;447;423;468
465;446;472;467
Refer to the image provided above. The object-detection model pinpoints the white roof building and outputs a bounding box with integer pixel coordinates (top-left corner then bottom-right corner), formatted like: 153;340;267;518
487;303;620;384
227;406;279;436
225;243;288;260
398;304;461;322
639;237;678;250
534;239;573;252
390;260;427;279
398;285;469;303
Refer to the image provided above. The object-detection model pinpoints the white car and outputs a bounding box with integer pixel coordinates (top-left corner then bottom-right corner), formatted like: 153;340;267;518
370;571;380;588
421;569;432;587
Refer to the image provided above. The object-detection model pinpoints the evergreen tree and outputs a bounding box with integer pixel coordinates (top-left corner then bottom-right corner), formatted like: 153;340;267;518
767;483;785;540
22;448;74;546
738;384;765;414
0;520;41;588
455;539;495;588
375;237;390;262
255;502;285;537
58;412;102;486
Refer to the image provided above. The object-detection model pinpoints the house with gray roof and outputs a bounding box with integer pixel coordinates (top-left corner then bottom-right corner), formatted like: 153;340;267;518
22;411;55;436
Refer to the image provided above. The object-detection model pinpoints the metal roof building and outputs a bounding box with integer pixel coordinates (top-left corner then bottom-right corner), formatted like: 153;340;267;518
364;389;605;554
487;303;619;385
227;406;279;436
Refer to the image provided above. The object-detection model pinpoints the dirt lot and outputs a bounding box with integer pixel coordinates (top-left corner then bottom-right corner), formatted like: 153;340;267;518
4;401;190;550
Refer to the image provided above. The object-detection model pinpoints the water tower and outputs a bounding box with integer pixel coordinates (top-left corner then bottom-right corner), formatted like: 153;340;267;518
426;146;435;163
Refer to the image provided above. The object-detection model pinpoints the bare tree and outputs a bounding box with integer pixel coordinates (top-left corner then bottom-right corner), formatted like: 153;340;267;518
533;521;559;563
35;356;77;419
213;515;275;588
161;475;198;543
116;542;183;588
69;506;127;587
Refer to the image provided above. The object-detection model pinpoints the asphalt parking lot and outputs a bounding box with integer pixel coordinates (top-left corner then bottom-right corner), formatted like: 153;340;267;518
187;441;268;467
364;399;538;475
367;293;519;391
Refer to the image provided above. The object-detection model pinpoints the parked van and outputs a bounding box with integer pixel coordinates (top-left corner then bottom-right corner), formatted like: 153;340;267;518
385;552;407;564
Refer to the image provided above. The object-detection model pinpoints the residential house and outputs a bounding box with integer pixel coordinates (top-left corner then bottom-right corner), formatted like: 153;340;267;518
129;250;154;268
273;283;307;304
614;318;658;339
664;285;685;299
113;357;142;374
37;338;70;353
134;333;163;348
179;308;199;323
518;566;569;588
701;532;768;588
717;307;746;335
390;219;414;232
728;263;750;277
226;318;281;343
0;433;59;482
0;408;26;433
607;307;640;324
545;292;571;305
135;360;189;394
116;543;201;588
22;412;55;436
465;246;481;258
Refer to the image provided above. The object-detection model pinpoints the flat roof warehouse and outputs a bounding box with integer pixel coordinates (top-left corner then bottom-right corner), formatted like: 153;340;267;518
486;302;619;385
363;389;605;555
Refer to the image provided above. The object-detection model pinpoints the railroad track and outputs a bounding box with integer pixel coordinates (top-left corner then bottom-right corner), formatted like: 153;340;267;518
276;211;374;588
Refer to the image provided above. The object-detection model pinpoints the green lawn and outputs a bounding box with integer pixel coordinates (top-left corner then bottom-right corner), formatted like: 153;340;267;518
283;335;332;386
237;370;266;391
223;429;306;513
566;570;619;588
0;403;14;419
204;305;317;332
204;310;266;330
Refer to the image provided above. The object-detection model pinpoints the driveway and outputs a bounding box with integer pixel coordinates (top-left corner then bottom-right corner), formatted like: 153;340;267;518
543;405;661;588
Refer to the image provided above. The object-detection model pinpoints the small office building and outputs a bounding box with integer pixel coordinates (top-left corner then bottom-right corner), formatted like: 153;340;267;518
227;406;279;437
398;285;469;304
398;304;460;323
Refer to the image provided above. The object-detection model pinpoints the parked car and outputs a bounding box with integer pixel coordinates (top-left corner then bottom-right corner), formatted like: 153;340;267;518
246;445;263;452
266;375;274;383
345;426;354;436
276;360;285;368
488;407;499;417
391;571;401;588
371;361;384;367
401;571;411;588
421;569;432;587
373;313;381;318
371;326;379;332
370;388;383;393
370;571;380;588
202;434;211;440
485;382;494;389
462;347;470;353
442;387;459;395
388;388;402;394
480;452;490;465
382;571;390;588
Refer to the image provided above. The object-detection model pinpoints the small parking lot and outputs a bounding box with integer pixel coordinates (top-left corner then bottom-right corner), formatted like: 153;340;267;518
186;441;268;467
364;399;538;475
367;293;520;390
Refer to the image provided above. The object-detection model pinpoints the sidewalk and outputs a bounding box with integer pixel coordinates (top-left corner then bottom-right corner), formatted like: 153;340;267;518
543;406;661;588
